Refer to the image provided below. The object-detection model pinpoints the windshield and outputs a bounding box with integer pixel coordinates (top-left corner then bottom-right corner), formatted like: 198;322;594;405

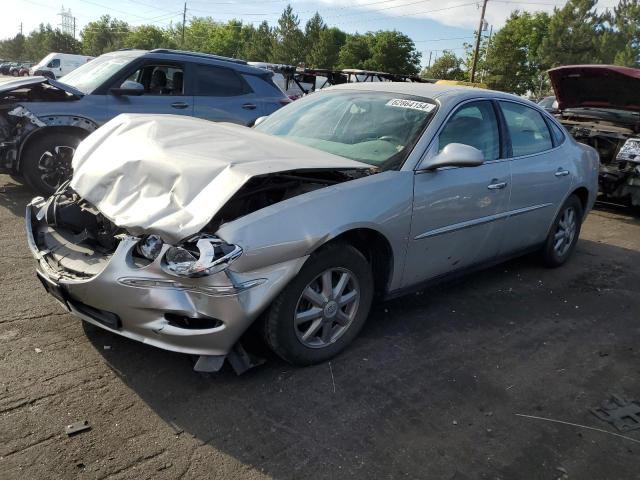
58;53;139;94
255;90;436;169
34;53;55;69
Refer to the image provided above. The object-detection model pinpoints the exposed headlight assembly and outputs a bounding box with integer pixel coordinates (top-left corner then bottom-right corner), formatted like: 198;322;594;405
163;234;242;278
136;234;164;261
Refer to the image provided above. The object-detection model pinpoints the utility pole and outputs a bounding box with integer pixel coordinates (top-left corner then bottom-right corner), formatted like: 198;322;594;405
181;2;187;48
73;17;76;38
427;50;432;68
480;24;492;83
20;22;23;35
470;0;488;83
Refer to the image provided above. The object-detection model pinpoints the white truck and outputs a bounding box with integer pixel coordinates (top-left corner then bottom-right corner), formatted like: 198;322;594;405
30;53;94;79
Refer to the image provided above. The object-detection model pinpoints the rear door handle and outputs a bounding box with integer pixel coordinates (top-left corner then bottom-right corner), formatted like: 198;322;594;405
171;102;189;109
555;169;570;177
487;181;507;190
242;103;257;110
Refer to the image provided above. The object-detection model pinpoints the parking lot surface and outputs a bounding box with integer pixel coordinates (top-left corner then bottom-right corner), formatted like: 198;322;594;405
1;173;640;479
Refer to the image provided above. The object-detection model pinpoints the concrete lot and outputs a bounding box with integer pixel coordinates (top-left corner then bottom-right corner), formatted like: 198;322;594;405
1;173;639;479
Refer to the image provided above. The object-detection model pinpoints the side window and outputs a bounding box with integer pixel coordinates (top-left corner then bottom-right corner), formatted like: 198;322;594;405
547;119;566;146
499;101;553;156
438;101;500;161
47;58;60;68
195;65;252;96
125;65;185;95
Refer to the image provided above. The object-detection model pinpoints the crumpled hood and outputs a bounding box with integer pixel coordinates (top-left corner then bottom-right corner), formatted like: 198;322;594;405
0;75;84;97
70;114;371;244
548;65;640;112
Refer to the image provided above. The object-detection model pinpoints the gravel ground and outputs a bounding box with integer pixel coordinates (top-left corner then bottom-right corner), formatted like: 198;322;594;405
1;173;640;480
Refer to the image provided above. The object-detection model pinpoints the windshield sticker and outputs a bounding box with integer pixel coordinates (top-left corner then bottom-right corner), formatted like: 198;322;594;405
386;99;435;112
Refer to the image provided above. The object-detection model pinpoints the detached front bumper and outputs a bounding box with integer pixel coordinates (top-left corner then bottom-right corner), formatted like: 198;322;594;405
26;201;307;359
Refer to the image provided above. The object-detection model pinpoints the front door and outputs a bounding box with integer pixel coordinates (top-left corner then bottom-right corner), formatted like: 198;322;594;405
403;100;511;287
107;61;194;117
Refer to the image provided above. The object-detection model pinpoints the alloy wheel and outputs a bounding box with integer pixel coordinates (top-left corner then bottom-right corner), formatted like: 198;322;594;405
294;267;360;348
37;145;75;191
553;206;577;257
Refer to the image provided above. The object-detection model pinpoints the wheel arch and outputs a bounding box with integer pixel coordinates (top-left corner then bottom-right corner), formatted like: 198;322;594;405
17;118;97;172
318;227;394;297
570;186;590;217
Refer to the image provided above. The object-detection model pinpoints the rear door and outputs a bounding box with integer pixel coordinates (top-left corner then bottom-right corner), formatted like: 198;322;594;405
498;100;573;254
107;60;193;117
403;100;511;286
192;64;262;125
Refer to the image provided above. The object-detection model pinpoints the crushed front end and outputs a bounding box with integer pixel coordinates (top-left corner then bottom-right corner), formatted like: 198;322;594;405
25;186;306;372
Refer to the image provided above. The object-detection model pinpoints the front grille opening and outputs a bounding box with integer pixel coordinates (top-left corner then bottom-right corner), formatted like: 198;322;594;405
164;313;223;330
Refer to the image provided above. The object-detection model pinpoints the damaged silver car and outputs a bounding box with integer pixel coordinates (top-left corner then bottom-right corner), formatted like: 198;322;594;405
548;65;640;207
27;84;599;373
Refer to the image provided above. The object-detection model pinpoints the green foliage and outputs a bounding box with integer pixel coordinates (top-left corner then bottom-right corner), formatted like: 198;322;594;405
241;21;274;62
270;5;305;65
81;15;130;56
0;25;81;62
125;25;176;50
420;50;465;80
337;34;371;69
307;28;346;69
364;31;421;75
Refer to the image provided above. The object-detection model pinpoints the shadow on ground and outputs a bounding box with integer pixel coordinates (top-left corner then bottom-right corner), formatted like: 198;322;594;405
84;238;640;479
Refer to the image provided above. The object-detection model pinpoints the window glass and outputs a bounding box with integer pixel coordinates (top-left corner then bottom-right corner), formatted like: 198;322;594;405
438;101;500;161
195;65;251;96
126;65;184;95
547;119;566;146
500;101;553;156
47;58;60;68
255;91;436;169
59;53;138;94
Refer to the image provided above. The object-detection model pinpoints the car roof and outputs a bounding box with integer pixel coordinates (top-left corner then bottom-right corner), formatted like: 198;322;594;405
109;49;270;76
327;81;536;106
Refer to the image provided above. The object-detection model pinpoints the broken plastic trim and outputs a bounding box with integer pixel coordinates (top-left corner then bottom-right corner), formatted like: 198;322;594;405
117;277;266;296
161;234;243;278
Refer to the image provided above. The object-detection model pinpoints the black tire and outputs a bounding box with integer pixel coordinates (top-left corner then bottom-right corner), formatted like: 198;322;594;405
541;194;584;267
264;242;374;366
21;132;82;196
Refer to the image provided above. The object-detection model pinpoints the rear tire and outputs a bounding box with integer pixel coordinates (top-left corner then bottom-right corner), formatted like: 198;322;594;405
21;132;82;196
541;194;583;267
263;242;374;366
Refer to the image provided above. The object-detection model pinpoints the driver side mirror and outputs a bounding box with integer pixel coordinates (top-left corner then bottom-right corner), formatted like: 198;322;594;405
419;143;485;171
110;80;144;96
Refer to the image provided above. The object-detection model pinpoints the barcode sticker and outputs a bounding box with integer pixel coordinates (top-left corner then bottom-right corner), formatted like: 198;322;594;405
386;99;435;112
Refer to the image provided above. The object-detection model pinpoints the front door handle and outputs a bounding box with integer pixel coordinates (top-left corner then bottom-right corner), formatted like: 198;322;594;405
171;102;189;109
555;168;570;177
487;181;507;190
242;103;257;110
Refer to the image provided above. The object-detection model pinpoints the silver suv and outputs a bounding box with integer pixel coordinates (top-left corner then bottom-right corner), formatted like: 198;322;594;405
0;49;290;194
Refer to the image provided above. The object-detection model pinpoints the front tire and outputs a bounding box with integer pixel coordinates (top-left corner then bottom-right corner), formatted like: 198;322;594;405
264;242;374;366
21;132;82;196
541;194;583;267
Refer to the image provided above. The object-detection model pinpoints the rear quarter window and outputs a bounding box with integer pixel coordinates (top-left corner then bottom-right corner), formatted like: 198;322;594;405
195;64;252;96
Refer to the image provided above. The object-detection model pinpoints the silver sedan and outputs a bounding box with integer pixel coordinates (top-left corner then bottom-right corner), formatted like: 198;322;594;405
26;83;599;373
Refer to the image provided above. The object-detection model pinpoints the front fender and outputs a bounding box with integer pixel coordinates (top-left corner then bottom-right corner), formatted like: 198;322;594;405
218;170;415;292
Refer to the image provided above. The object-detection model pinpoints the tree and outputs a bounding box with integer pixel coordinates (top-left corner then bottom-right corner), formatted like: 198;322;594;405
364;30;421;75
304;12;325;60
479;11;550;94
611;0;640;66
206;20;246;58
81;15;130;56
307;27;346;69
270;5;305;65
125;25;175;50
420;50;465;80
337;34;371;69
538;0;603;67
0;33;25;60
241;21;273;61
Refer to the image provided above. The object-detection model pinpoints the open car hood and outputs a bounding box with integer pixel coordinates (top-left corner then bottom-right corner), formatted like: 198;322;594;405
548;65;640;112
0;75;84;97
70;114;372;244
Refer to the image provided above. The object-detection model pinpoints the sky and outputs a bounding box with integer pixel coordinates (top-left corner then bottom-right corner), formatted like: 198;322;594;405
2;0;621;67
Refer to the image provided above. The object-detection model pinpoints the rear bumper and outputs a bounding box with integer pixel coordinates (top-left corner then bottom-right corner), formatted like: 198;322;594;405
26;200;306;356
